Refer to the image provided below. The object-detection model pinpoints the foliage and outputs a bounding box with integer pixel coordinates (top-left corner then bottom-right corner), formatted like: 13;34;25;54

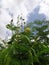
0;17;49;65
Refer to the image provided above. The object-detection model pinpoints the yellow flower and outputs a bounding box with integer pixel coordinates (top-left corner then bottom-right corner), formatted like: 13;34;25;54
24;27;31;33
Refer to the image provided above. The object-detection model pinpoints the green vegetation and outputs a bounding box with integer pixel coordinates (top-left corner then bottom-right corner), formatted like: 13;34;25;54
0;17;49;65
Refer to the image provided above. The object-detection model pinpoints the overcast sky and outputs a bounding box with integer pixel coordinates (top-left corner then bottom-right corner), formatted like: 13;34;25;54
0;0;49;40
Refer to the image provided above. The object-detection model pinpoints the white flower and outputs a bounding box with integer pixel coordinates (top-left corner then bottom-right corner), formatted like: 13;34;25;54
31;39;35;42
47;34;49;38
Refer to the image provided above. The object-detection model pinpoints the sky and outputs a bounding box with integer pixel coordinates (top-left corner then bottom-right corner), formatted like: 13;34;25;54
0;0;49;40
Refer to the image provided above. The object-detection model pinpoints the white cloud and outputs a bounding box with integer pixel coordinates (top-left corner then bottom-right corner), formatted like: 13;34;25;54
39;1;49;19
